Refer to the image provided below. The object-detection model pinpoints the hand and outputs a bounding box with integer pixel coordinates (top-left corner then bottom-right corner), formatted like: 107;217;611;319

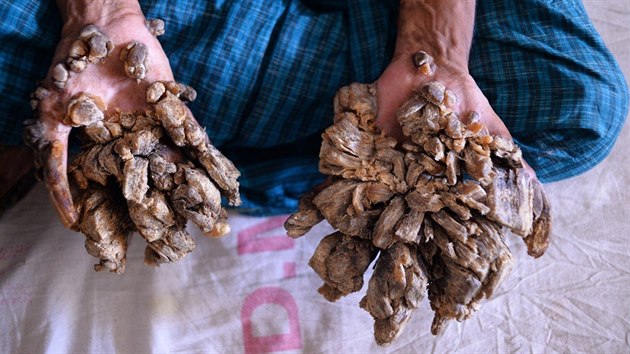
25;3;176;228
376;1;537;179
375;51;537;179
24;3;241;270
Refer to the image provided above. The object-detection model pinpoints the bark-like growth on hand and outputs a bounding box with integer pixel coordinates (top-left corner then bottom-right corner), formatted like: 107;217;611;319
66;85;241;271
25;22;240;272
285;54;551;345
120;41;149;82
145;18;166;37
66;24;113;73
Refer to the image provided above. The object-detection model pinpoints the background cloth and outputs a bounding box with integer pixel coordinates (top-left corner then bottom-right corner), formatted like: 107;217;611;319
0;0;627;215
1;1;630;352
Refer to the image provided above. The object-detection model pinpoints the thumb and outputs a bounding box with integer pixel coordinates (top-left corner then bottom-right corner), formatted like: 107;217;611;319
25;92;78;229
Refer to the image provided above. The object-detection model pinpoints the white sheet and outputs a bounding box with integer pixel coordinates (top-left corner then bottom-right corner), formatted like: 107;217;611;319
1;0;629;352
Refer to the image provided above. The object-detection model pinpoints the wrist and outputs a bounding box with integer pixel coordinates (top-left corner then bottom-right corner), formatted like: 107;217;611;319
393;41;470;74
59;0;143;34
390;48;471;86
394;0;475;74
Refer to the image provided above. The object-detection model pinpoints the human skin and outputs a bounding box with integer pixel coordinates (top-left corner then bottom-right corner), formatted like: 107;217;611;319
33;0;181;227
375;0;537;176
34;0;536;227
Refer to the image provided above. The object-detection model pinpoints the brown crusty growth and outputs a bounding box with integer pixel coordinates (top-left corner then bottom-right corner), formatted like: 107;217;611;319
68;24;114;73
24;23;239;272
120;41;149;82
67;81;240;272
145;18;166;37
285;53;551;346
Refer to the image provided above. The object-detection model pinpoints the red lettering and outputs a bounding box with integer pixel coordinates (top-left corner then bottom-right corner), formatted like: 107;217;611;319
237;216;294;255
241;287;302;354
283;262;296;279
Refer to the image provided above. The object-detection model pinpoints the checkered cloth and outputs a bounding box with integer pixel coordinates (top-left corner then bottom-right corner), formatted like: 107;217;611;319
0;0;627;215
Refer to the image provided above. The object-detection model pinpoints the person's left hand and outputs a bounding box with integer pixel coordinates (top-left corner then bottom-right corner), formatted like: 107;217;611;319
374;51;537;178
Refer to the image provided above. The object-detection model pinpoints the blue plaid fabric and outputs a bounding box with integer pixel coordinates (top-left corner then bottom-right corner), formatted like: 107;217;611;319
0;0;627;215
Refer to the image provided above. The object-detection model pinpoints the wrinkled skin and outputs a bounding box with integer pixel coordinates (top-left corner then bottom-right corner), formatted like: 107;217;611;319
375;52;537;179
26;9;200;228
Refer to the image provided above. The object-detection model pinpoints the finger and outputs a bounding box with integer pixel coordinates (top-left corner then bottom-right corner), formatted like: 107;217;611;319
285;190;324;238
26;131;76;230
360;242;425;345
170;164;223;236
524;176;551;258
310;232;377;302
24;94;78;228
149;85;241;205
521;158;538;181
24;24;116;228
73;181;131;273
45;92;116;228
205;207;231;237
144;226;195;266
46;138;77;228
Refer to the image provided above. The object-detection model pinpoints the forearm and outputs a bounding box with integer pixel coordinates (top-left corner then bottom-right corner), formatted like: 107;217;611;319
396;0;476;71
56;0;143;29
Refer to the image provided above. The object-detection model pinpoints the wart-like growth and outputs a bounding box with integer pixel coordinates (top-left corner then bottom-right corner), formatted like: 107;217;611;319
285;52;551;346
64;80;241;272
120;41;149;82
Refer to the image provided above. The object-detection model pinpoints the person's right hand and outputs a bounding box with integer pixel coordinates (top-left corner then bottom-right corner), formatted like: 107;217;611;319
25;1;177;228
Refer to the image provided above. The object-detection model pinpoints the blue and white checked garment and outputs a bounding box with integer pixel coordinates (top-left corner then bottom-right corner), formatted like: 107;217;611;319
0;0;627;215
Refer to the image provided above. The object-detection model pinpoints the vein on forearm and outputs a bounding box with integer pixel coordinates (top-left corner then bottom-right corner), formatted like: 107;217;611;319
56;0;142;27
396;0;476;69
